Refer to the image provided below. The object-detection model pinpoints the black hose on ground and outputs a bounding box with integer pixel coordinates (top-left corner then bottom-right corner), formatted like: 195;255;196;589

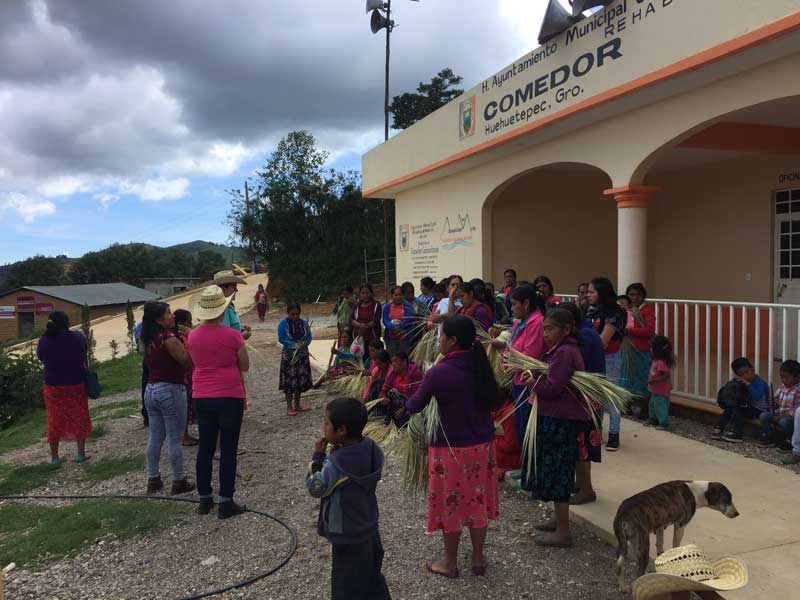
0;493;298;600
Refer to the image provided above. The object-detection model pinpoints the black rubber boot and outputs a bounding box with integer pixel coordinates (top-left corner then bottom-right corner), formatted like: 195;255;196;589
197;497;214;515
147;476;164;494
218;500;247;520
170;479;196;495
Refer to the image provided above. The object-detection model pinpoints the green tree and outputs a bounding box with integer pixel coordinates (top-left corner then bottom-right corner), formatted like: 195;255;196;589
125;300;136;355
227;131;390;300
388;67;464;130
194;250;227;280
1;255;65;293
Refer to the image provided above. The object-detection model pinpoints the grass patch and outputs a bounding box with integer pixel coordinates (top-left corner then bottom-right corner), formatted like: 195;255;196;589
87;424;107;441
0;499;190;569
0;355;141;457
82;455;145;482
0;409;47;456
0;462;60;496
94;353;142;396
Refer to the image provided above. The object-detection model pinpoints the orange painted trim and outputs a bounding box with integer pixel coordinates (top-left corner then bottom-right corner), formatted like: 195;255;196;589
679;122;800;154
363;11;800;198
603;185;663;196
604;185;662;208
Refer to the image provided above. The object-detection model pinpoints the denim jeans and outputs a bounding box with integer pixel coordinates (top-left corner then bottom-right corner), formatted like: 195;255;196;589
195;397;244;502
760;410;795;439
140;363;149;426
793;409;800;453
144;382;187;480
606;352;622;434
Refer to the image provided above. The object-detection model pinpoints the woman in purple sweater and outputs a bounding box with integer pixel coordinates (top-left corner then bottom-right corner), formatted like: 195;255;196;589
406;315;500;579
36;311;93;465
521;307;591;548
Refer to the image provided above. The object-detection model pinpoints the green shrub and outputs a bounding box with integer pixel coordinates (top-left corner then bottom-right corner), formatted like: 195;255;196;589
0;348;44;429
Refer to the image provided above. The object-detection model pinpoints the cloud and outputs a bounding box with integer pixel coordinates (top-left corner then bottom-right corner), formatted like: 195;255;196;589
0;0;547;219
0;191;56;223
118;178;190;201
93;192;119;207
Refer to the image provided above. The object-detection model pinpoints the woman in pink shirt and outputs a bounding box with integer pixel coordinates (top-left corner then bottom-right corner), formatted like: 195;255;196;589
186;286;250;520
491;284;547;477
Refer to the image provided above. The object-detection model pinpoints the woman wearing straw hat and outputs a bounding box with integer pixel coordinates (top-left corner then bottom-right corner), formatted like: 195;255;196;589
212;271;252;341
186;285;250;519
632;544;748;599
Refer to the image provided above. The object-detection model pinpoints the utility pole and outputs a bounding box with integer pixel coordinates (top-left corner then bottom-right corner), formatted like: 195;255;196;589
245;181;255;272
382;0;392;300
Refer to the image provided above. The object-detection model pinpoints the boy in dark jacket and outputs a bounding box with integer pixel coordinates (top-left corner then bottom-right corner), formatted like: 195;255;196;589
713;357;771;442
306;397;390;600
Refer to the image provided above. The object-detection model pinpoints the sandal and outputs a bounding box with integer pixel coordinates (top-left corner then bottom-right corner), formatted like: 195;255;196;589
533;521;557;532
74;455;91;464
287;410;298;417
50;459;62;467
182;437;199;447
425;560;459;579
297;407;312;413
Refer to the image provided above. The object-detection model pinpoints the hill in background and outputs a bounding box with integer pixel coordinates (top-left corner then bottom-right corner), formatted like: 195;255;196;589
0;241;250;289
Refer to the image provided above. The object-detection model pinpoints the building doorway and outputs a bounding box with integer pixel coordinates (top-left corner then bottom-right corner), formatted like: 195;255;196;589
17;312;34;338
773;186;800;358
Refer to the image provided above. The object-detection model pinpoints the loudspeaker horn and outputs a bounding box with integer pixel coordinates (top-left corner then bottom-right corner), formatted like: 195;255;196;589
370;9;392;34
366;0;384;14
569;0;613;17
538;0;579;45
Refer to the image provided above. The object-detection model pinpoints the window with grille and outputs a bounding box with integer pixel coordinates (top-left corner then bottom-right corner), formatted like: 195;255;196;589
776;188;800;279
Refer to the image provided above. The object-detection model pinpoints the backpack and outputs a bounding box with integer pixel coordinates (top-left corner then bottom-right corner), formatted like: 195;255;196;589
716;380;750;409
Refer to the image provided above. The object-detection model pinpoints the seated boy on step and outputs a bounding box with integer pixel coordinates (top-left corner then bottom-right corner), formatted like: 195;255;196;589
759;359;800;451
713;357;770;443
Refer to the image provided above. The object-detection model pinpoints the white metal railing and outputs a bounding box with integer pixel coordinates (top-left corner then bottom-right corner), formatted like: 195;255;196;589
556;294;800;405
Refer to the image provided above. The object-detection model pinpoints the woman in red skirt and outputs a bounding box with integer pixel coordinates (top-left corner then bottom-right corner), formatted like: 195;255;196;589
406;315;501;579
36;311;93;466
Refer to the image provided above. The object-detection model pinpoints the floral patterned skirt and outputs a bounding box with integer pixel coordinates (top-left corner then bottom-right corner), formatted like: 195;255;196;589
427;441;499;534
279;350;312;395
44;383;92;443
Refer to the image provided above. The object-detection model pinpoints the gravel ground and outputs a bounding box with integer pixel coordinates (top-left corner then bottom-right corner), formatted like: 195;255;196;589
3;307;630;600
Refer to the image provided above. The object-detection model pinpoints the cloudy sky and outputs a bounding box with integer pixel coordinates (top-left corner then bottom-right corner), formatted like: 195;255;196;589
0;0;554;263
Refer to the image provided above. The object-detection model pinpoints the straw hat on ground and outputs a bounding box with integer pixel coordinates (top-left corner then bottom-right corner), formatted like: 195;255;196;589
191;285;234;321
633;544;748;600
212;270;247;286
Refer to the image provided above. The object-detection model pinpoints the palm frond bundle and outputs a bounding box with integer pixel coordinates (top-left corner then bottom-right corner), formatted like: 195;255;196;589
395;398;441;495
504;347;631;414
410;328;439;371
323;371;369;398
363;419;402;446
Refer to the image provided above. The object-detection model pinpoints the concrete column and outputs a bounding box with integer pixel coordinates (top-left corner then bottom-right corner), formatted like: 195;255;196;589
603;185;662;292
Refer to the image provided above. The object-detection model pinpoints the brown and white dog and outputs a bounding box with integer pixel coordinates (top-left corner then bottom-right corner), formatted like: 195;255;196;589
613;480;739;590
